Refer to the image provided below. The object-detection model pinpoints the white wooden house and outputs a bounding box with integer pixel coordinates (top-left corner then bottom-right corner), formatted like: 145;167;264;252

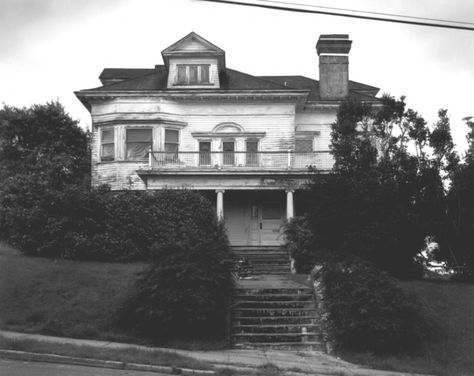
75;32;380;247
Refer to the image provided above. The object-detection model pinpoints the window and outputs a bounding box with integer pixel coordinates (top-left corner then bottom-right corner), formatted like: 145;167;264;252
176;64;210;85
223;141;235;166
246;140;259;167
126;129;152;161
165;129;179;162
100;128;114;161
295;138;313;153
199;141;211;166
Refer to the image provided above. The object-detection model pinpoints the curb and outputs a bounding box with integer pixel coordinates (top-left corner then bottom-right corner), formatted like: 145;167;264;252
0;349;215;375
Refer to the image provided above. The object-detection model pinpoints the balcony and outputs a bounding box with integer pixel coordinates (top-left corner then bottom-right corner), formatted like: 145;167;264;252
144;150;333;171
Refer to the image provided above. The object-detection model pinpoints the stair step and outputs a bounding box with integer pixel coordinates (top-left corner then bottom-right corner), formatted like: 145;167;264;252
233;309;317;318
232;333;319;343
234;294;313;301
233;324;319;334
235;316;317;325
233;342;324;351
235;288;312;295
234;301;313;309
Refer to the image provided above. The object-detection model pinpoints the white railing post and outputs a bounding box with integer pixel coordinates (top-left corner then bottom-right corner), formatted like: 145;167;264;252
287;149;291;168
148;147;152;167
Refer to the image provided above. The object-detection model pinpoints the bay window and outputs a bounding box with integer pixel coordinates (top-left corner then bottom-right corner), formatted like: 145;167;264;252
126;128;152;161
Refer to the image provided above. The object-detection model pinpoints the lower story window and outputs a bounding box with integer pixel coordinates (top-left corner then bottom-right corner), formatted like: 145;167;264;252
126;128;152;160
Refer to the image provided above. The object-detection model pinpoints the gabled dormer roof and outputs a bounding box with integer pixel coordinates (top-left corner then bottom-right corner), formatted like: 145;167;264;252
161;31;226;72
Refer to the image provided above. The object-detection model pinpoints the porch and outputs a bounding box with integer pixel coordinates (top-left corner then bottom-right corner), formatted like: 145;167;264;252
207;190;296;247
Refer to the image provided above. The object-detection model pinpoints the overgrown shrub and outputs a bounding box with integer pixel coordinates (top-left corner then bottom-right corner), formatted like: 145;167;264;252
283;216;315;273
316;258;435;353
117;226;233;340
0;177;228;262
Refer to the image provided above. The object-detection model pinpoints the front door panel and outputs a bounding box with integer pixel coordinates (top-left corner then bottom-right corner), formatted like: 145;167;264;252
248;204;260;246
260;202;283;246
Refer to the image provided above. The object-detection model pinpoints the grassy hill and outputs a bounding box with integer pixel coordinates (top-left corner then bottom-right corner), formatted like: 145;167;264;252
338;279;474;376
0;242;473;375
0;242;145;342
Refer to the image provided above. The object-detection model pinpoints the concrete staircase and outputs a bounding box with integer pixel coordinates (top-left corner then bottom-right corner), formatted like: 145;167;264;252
232;246;290;274
231;278;324;351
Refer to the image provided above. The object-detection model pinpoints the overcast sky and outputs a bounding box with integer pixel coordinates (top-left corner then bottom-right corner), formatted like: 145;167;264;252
0;0;473;151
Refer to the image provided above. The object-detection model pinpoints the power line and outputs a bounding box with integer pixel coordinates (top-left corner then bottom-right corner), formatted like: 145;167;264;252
257;0;474;26
197;0;474;31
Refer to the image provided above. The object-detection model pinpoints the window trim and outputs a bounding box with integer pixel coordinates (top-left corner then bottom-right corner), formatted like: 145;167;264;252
125;127;153;161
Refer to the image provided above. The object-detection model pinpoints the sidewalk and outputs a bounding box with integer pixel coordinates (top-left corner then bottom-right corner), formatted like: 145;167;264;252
0;330;432;376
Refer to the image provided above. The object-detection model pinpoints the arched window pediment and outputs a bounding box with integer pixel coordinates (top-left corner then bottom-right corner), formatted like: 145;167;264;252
212;122;244;134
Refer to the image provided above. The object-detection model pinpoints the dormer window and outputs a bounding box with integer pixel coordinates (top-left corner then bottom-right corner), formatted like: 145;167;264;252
176;64;210;85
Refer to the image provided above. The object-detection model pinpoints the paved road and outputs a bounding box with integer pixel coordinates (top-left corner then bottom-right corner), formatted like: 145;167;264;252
0;358;169;376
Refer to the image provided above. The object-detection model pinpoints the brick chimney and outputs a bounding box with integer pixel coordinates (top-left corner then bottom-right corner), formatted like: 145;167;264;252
316;34;352;100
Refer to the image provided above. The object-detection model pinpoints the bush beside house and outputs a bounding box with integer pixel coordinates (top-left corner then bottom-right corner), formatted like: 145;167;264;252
312;259;435;354
0;179;230;263
117;239;233;340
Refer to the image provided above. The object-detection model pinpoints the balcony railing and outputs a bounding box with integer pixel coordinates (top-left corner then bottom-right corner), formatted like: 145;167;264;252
147;150;333;170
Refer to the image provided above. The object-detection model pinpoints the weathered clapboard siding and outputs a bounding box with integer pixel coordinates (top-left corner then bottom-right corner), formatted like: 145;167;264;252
90;98;310;188
295;110;337;152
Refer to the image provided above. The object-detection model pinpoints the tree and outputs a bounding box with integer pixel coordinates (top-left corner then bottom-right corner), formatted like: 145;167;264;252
300;96;456;277
443;116;474;275
0;101;90;187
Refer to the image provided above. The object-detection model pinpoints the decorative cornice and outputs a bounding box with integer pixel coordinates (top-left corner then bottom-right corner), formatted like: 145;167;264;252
93;118;187;127
75;90;309;102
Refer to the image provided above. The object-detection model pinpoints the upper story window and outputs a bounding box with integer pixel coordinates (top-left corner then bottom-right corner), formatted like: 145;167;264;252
222;140;235;166
176;64;210;85
246;140;259;167
199;141;211;166
164;129;179;162
295;138;314;153
126;128;152;161
100;128;114;161
164;129;179;153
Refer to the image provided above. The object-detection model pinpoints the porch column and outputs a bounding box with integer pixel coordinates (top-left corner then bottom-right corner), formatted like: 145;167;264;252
286;189;294;220
216;190;225;222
